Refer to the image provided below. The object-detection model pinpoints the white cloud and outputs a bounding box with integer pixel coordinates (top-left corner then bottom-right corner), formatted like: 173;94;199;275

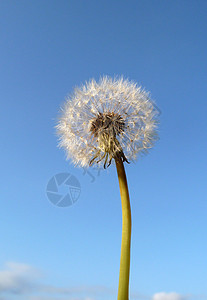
0;262;40;294
152;292;185;300
0;261;108;299
28;297;95;300
152;292;207;300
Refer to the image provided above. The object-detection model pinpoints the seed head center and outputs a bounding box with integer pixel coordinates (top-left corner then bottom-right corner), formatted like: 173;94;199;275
90;112;125;138
89;112;129;168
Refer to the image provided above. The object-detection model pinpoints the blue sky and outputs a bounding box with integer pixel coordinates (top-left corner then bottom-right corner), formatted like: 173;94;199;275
0;1;207;299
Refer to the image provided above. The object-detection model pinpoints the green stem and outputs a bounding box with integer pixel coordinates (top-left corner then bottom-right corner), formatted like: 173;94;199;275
115;158;132;300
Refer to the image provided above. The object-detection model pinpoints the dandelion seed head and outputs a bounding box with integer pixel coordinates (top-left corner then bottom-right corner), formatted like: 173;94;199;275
56;76;159;168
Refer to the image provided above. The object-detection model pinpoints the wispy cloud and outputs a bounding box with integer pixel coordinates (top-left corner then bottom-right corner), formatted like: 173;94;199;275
28;297;95;300
0;262;40;294
0;262;109;299
152;292;186;300
151;292;207;300
40;284;114;296
1;262;206;300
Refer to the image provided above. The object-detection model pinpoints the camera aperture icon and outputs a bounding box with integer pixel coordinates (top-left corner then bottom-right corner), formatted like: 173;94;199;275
46;173;81;207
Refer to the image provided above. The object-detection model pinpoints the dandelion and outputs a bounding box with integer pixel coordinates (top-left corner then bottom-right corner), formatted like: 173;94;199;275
56;76;159;300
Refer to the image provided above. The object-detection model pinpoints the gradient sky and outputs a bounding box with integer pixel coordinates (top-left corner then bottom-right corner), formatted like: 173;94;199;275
1;1;207;300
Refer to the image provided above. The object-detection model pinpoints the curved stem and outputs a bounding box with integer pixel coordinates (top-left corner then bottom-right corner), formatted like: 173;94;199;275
115;158;132;300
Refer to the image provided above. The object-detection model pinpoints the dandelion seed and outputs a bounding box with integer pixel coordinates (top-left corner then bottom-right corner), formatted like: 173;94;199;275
56;76;159;168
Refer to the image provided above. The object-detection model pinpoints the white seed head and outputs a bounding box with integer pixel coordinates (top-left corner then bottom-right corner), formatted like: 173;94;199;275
56;76;159;168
